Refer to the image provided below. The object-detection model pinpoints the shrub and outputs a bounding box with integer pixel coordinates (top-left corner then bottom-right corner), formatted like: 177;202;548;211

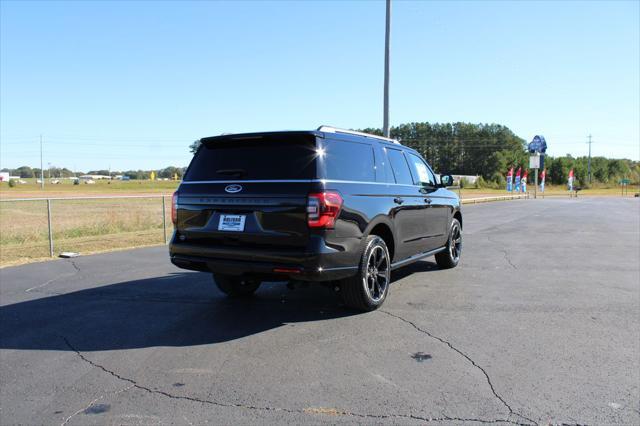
492;172;506;188
475;176;487;189
458;177;470;188
8;179;16;188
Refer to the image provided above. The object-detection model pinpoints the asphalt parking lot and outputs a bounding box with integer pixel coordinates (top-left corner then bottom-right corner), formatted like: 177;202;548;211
1;197;638;425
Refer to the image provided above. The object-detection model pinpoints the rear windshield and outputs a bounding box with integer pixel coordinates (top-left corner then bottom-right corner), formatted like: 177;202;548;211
184;135;317;181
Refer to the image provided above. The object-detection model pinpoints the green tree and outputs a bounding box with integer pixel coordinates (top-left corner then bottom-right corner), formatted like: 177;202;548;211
189;140;201;154
361;122;526;178
16;166;34;178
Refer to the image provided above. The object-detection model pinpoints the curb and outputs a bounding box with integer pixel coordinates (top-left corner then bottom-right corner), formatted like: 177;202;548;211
461;194;529;205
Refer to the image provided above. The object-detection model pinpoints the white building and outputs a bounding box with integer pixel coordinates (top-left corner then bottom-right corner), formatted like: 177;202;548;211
79;174;111;180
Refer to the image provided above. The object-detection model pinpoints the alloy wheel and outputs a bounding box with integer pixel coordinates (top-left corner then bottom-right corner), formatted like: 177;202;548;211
449;222;462;261
363;245;390;302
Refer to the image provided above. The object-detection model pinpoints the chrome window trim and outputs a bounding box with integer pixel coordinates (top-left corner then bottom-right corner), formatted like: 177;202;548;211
181;178;434;189
181;179;316;184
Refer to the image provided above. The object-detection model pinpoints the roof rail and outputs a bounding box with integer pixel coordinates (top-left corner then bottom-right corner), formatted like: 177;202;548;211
317;125;401;144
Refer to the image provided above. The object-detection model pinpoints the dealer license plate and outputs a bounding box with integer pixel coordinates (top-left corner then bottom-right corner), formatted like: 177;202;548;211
218;214;246;232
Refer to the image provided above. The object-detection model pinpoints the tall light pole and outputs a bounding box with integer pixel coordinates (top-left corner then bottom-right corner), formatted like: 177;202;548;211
40;134;44;189
382;0;391;138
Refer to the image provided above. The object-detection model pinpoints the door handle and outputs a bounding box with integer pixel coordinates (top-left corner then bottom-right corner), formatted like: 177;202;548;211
424;198;432;204
393;197;404;205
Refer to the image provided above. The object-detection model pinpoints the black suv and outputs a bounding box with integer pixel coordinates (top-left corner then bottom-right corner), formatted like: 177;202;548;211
169;126;462;311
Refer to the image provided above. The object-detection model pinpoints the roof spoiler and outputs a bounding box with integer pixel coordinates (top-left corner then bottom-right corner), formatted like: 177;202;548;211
317;125;400;144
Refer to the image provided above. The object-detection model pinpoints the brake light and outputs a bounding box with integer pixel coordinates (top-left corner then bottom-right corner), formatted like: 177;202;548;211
307;191;343;228
273;267;302;274
171;192;178;224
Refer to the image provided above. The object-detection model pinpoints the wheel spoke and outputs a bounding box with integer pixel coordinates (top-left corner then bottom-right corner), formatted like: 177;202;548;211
373;279;381;297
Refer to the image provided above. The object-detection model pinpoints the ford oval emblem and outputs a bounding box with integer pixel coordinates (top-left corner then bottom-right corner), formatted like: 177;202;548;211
225;184;242;193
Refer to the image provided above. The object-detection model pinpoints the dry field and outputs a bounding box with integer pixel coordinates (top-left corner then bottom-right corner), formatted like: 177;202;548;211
0;197;171;266
0;178;178;199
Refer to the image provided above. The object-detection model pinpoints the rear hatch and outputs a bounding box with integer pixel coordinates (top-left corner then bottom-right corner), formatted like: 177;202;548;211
176;132;319;249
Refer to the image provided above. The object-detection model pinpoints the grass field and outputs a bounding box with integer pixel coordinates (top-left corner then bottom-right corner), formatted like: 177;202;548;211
0;178;178;199
0;196;171;267
1;179;637;267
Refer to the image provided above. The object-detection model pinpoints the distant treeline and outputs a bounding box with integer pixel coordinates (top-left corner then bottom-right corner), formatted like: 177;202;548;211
4;122;637;187
1;166;186;180
361;122;639;186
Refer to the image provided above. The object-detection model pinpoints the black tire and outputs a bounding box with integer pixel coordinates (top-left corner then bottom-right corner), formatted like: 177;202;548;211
213;274;261;298
435;218;462;269
340;235;391;311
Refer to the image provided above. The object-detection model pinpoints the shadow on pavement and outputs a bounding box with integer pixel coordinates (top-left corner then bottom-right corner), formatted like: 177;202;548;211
0;260;440;352
0;272;353;352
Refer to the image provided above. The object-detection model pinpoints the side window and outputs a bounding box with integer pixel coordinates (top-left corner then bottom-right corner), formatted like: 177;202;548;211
323;140;376;182
408;153;436;186
386;148;413;185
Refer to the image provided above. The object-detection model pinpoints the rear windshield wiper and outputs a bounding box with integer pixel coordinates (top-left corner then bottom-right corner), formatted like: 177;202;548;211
215;168;247;178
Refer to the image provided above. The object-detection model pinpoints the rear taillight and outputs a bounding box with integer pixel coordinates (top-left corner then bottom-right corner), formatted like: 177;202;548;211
171;192;178;224
307;191;343;228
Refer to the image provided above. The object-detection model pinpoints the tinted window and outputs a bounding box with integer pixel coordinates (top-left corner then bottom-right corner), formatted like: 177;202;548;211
387;148;413;185
323;140;375;182
184;136;317;181
408;153;435;186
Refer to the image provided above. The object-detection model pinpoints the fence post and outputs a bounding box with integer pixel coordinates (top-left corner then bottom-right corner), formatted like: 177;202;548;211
162;195;168;244
46;199;54;257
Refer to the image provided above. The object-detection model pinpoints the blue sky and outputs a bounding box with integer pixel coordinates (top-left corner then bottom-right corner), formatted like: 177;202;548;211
1;0;638;171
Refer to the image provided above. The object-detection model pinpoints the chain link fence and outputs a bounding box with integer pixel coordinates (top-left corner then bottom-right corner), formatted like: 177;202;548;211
0;195;171;266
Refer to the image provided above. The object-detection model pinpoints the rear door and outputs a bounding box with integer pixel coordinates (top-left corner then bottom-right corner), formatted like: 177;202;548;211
176;133;318;249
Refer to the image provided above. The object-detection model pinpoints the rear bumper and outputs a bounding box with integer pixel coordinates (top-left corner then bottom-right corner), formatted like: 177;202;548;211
169;235;361;282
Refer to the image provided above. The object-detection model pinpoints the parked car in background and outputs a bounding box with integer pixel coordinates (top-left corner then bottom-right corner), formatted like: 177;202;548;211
169;126;462;311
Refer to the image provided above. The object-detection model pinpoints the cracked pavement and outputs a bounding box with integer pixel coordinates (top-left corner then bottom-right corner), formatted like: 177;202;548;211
1;197;638;425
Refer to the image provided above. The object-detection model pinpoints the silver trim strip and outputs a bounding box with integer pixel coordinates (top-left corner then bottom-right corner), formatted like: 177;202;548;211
318;179;425;188
182;179;434;189
390;246;447;270
181;179;315;184
319;265;359;272
317;125;401;144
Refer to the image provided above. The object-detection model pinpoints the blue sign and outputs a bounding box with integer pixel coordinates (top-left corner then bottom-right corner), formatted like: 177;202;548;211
528;135;547;154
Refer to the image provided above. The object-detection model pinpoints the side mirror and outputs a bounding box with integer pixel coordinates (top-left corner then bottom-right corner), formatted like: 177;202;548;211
440;174;454;187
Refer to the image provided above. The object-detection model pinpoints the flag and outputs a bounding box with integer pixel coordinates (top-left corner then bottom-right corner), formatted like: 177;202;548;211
522;170;528;193
568;169;574;191
515;167;522;192
506;167;514;192
540;169;546;192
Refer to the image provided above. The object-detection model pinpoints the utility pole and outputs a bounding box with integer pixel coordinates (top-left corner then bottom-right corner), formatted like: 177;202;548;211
40;134;44;189
587;134;592;183
382;0;391;138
